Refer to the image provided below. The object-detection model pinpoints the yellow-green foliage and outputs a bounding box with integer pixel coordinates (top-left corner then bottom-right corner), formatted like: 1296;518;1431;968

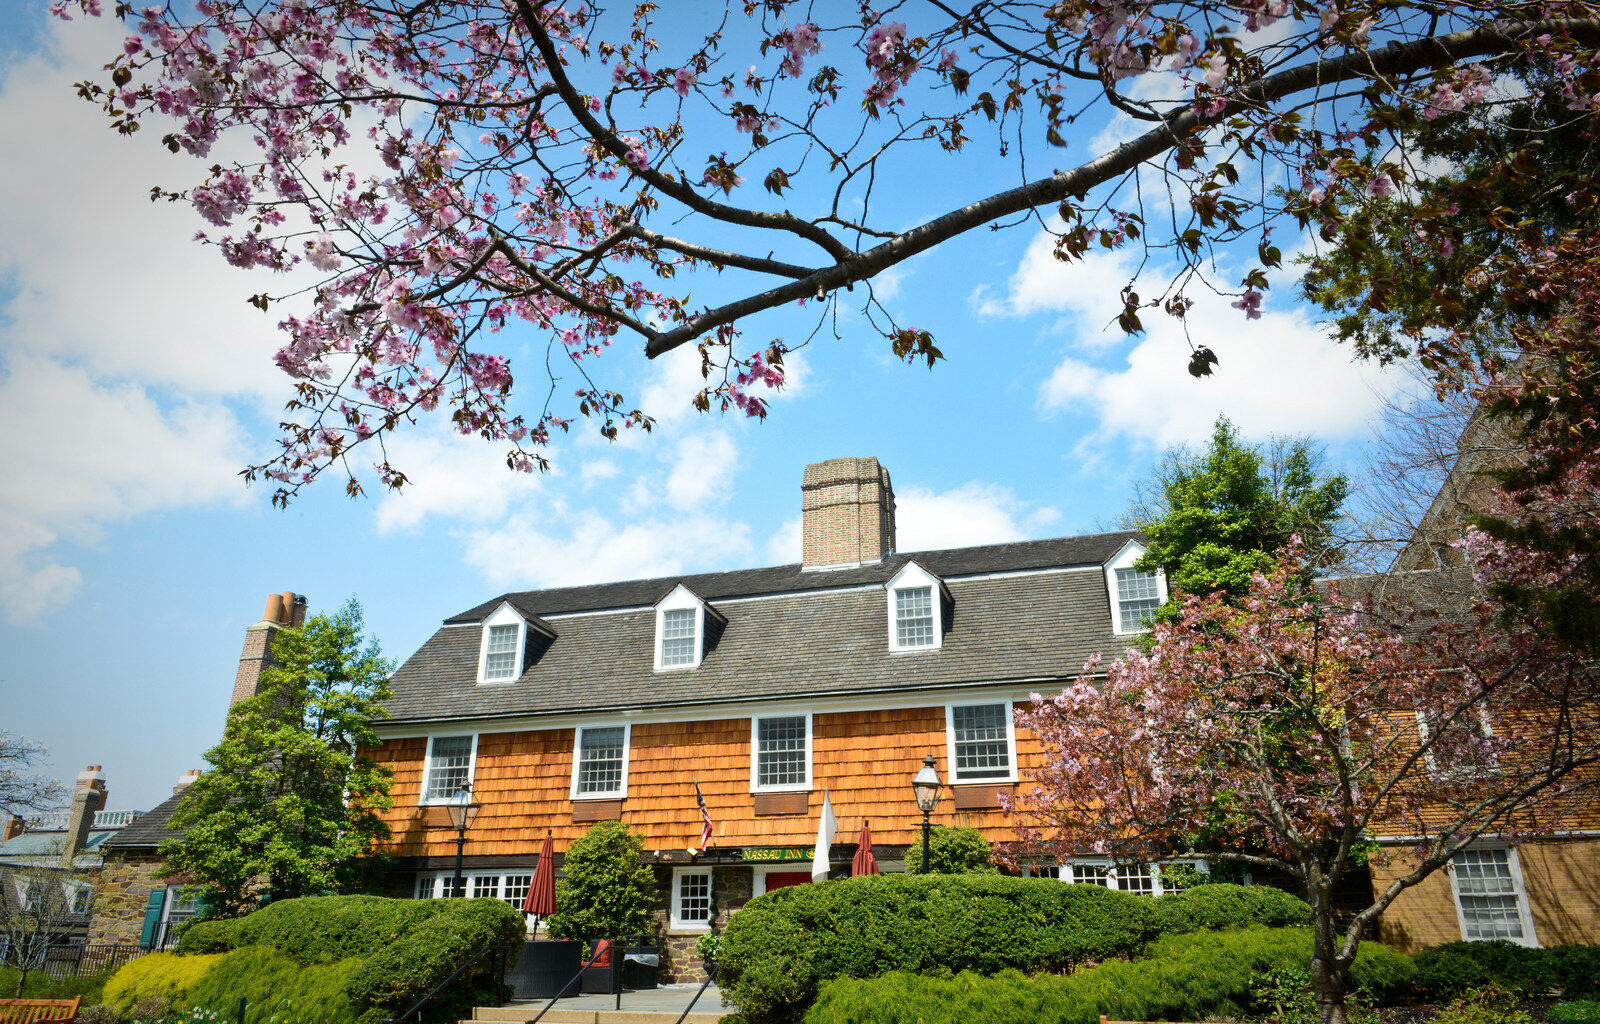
186;946;362;1024
102;953;224;1013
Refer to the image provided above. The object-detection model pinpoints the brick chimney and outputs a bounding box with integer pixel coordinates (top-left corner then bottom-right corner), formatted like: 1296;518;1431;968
231;591;306;710
801;457;897;569
173;769;202;796
59;766;108;869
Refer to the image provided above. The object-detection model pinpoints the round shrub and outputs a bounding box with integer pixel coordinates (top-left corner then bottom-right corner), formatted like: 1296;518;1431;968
1413;948;1491;1001
230;894;448;964
718;874;1160;1024
346;897;527;1024
1549;947;1600;999
102;953;224;1013
186;945;362;1024
903;826;997;875
1152;884;1312;933
177;918;239;955
545;821;658;943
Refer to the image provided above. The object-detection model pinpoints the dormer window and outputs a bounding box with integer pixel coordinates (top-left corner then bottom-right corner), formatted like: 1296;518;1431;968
475;601;556;684
1105;540;1168;636
653;584;724;672
886;561;948;652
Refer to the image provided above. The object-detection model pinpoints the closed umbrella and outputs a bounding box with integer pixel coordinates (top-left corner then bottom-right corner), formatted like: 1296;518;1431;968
523;831;557;935
851;820;879;876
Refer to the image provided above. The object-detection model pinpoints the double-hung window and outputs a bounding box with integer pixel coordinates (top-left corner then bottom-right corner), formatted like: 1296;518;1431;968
483;624;520;681
423;735;476;803
660;609;697;667
1450;848;1537;944
1114;568;1162;633
895;587;935;648
574;725;630;798
671;867;714;932
947;702;1015;782
753;714;811;792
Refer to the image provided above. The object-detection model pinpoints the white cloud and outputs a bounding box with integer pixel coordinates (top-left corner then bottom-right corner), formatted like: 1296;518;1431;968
663;431;738;511
0;357;249;624
372;426;549;534
896;483;1060;553
765;515;802;565
461;509;753;589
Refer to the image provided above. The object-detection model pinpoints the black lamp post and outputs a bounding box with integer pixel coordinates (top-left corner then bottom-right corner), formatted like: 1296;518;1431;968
445;784;482;897
911;754;941;874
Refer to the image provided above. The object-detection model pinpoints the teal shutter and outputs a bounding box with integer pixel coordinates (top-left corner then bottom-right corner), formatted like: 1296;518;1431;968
139;888;166;947
195;889;214;918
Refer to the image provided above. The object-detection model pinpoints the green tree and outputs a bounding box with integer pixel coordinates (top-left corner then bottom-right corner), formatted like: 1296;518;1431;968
1129;417;1349;621
161;599;395;915
545;821;658;942
903;825;995;875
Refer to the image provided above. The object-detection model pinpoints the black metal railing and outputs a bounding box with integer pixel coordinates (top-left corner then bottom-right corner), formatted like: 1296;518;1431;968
36;943;147;979
384;941;517;1024
673;961;718;1024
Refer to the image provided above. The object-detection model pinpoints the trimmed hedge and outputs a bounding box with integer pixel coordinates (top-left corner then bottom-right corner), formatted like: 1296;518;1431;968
1152;883;1312;933
1412;941;1600;1000
716;877;1311;1024
801;927;1414;1024
109;896;526;1024
102;953;224;1013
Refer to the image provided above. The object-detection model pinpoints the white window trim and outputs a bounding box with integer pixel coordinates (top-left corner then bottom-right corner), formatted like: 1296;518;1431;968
1105;540;1168;636
945;700;1019;784
669;866;714;934
1447;845;1539;947
476;602;528;685
414;870;536;904
750;711;813;794
420;732;479;806
570;722;633;800
887;562;945;653
1417;705;1496;778
62;881;93;916
654;585;708;672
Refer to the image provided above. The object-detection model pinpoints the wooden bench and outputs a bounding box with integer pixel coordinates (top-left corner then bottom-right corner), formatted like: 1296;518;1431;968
0;996;83;1023
1102;1017;1204;1024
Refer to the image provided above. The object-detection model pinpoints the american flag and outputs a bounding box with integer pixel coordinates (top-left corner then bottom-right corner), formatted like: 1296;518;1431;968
694;779;714;853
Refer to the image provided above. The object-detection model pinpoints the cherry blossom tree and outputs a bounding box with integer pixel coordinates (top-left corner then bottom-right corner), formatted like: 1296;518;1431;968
54;0;1600;502
1009;549;1600;1024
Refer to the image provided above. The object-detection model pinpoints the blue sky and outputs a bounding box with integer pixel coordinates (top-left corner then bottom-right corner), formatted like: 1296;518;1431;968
0;2;1405;813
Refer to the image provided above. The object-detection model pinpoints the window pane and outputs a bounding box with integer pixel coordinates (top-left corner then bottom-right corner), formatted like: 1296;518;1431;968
426;736;474;800
677;871;712;923
895;587;935;647
484;624;519;680
953;704;1010;779
758;716;808;788
472;875;499;899
1071;864;1109;886
1454;849;1525;940
661;608;697;666
1031;865;1065;880
1114;864;1156;895
416;876;436;900
578;727;627;795
1116;568;1161;631
502;875;533;908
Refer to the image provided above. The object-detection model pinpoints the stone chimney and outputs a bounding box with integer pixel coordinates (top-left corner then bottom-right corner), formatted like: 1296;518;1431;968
173;769;202;796
231;591;306;709
59;766;108;869
801;457;897;569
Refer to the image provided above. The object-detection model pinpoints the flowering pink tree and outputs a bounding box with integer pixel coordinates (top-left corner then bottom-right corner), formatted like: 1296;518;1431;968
1010;551;1600;1024
56;0;1600;501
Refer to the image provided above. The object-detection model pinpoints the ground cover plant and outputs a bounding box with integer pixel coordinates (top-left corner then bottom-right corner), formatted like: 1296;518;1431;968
716;878;1310;1024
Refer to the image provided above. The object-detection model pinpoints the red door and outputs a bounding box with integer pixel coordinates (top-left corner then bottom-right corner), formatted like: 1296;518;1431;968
762;871;811;894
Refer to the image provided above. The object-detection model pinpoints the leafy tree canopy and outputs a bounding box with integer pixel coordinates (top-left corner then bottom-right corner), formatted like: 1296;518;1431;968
1131;416;1348;618
162;599;395;916
545;821;658;942
904;824;996;875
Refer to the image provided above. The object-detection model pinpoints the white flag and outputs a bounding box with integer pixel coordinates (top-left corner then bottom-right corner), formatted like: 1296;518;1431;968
811;789;837;882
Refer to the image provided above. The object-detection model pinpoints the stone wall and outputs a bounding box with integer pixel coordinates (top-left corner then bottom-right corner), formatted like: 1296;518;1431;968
655;865;752;984
87;851;167;946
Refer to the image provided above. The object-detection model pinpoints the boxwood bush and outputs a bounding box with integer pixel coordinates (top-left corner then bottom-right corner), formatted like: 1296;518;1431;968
801;927;1413;1024
1152;883;1312;933
1412;941;1600;1000
716;877;1310;1024
108;896;526;1024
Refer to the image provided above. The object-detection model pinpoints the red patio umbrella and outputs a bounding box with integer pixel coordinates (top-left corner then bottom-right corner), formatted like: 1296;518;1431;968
851;820;879;876
522;831;557;934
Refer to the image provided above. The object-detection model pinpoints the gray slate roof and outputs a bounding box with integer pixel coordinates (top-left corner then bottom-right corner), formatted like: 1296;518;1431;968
104;792;186;851
386;532;1143;725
